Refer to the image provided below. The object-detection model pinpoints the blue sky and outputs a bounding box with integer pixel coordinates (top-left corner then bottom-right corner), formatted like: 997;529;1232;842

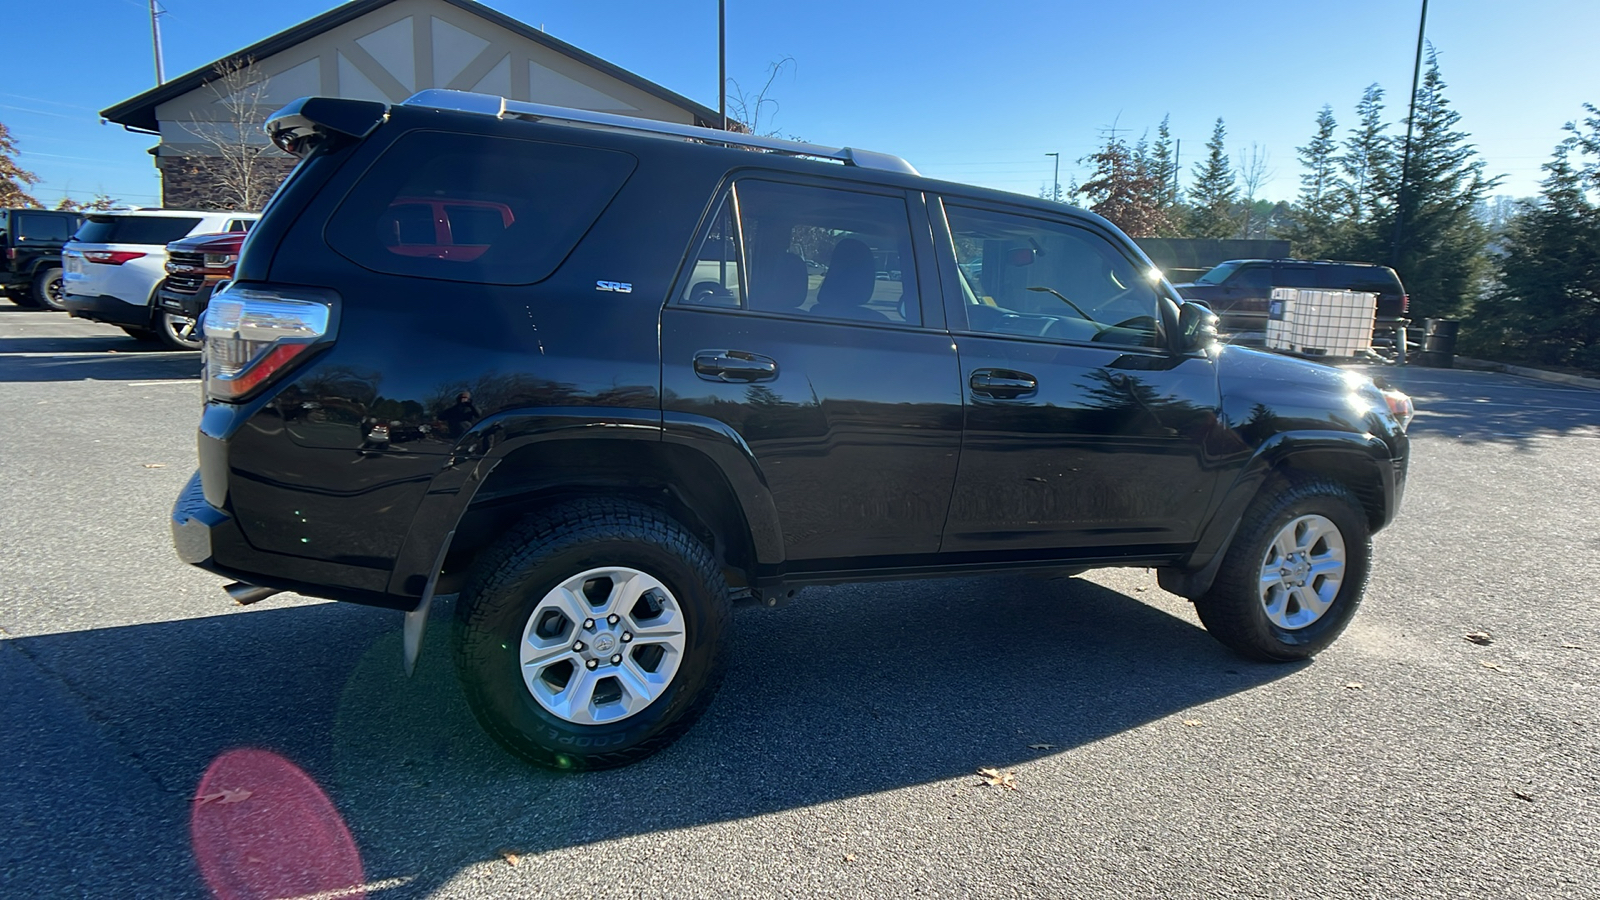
4;0;1596;208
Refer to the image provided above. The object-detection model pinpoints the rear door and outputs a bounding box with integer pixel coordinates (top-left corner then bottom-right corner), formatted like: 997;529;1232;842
660;176;962;563
933;197;1222;553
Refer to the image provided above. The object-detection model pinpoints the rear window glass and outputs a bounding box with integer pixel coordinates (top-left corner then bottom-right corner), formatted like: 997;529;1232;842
16;214;75;243
74;216;202;245
327;131;636;284
1328;265;1401;294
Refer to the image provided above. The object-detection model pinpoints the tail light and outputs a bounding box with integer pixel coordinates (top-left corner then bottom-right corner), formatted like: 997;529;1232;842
201;287;334;402
4;248;14;260
84;250;147;265
1401;293;1410;314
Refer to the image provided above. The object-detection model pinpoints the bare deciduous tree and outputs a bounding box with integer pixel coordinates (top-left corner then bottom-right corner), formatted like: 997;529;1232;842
726;57;796;138
1238;143;1274;238
181;58;286;211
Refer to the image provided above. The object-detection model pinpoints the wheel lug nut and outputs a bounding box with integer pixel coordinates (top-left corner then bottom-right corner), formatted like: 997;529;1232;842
583;618;595;629
610;654;622;665
573;641;585;652
586;659;598;670
621;632;632;643
607;614;620;625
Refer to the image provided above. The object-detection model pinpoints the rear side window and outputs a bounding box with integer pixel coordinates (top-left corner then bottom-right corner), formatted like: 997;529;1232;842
16;214;74;243
327;131;636;284
74;216;202;245
1230;265;1272;290
1331;264;1401;294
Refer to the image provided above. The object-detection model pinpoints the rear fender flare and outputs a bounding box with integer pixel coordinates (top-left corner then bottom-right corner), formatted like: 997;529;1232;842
384;407;784;604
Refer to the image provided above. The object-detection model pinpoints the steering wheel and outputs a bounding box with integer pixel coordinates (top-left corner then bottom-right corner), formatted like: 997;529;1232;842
686;281;734;307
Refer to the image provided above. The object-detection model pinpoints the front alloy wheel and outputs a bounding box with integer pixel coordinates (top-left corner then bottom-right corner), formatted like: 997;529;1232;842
156;311;203;351
1195;477;1371;661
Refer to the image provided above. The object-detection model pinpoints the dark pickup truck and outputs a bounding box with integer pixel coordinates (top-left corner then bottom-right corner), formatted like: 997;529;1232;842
1;208;80;310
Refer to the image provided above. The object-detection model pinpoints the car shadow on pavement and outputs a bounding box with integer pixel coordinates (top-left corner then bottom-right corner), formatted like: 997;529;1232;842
2;575;1298;897
1367;366;1600;446
0;335;198;383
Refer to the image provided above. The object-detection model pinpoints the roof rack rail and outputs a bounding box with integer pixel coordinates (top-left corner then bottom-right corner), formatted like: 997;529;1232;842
401;89;918;177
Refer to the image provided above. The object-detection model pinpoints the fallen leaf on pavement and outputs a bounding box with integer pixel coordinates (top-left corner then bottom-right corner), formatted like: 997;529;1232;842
1480;661;1502;670
498;849;522;867
1345;682;1364;690
1027;743;1055;750
976;767;1017;790
1513;790;1534;802
844;853;856;863
1182;719;1203;727
1465;631;1493;645
143;463;167;469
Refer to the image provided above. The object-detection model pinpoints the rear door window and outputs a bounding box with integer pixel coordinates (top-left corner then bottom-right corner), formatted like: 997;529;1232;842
327;130;637;284
1275;265;1319;288
74;216;202;245
1230;265;1272;290
16;214;74;243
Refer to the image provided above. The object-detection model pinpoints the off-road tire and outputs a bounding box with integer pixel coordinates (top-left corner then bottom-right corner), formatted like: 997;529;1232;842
32;267;66;311
1195;476;1371;662
452;498;731;770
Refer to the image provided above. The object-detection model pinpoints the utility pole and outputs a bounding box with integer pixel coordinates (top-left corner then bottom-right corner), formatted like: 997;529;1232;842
1045;152;1059;202
1173;139;1181;202
148;0;167;85
718;0;726;130
1390;0;1429;268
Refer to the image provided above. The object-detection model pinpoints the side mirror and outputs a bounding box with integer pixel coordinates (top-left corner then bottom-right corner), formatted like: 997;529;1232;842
1177;301;1219;352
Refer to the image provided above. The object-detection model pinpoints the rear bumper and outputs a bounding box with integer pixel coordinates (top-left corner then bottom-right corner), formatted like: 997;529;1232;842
172;468;415;610
63;292;150;328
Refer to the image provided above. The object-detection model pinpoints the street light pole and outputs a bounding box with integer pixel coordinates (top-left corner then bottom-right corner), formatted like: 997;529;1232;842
1045;152;1060;202
1391;0;1429;268
718;0;726;130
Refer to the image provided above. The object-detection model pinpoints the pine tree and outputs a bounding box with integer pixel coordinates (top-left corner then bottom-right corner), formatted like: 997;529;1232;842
1466;108;1600;370
0;122;41;209
1186;118;1237;239
1148;116;1181;212
1335;85;1391;226
1372;49;1498;318
1283;105;1340;257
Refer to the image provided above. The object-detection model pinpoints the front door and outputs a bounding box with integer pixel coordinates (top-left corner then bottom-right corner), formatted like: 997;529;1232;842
661;178;962;563
933;199;1223;553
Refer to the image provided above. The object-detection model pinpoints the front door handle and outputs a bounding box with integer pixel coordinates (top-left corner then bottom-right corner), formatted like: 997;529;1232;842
970;368;1037;399
694;350;778;383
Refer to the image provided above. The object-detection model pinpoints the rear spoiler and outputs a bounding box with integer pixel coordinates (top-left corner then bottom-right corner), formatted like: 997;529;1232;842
265;97;389;156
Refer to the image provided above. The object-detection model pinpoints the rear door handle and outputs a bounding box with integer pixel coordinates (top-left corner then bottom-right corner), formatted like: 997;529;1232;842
970;368;1037;399
693;350;778;383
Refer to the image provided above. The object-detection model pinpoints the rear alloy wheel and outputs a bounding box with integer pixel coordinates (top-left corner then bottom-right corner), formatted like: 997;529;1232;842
453;499;730;770
1195;477;1371;662
155;310;204;351
32;267;66;311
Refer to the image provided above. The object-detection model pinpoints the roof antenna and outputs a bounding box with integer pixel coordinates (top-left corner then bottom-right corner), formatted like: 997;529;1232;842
148;0;168;85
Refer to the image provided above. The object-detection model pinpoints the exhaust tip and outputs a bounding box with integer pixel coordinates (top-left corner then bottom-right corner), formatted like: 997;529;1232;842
224;581;283;606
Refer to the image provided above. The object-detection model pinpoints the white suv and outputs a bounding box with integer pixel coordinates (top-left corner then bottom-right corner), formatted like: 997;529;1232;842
62;209;258;350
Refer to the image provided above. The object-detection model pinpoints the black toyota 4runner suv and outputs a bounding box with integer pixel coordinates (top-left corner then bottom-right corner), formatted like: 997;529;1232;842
172;91;1413;770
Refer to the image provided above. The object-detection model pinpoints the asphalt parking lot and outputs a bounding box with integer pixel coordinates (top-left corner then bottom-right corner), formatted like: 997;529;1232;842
2;305;1596;899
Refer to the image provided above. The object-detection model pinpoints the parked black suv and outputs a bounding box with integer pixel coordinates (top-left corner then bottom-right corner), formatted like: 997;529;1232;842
171;92;1413;770
1174;259;1410;349
1;208;80;310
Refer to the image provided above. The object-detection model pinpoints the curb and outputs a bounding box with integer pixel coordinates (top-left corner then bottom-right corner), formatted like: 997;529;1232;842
1449;356;1600;391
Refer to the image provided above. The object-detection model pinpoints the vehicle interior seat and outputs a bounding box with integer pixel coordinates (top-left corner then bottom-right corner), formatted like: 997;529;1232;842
810;238;886;321
749;251;808;313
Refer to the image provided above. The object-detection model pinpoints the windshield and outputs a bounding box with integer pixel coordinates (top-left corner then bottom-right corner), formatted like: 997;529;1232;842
1195;261;1242;285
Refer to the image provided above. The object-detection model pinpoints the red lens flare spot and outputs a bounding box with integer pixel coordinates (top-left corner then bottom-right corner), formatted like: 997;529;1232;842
190;748;366;900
